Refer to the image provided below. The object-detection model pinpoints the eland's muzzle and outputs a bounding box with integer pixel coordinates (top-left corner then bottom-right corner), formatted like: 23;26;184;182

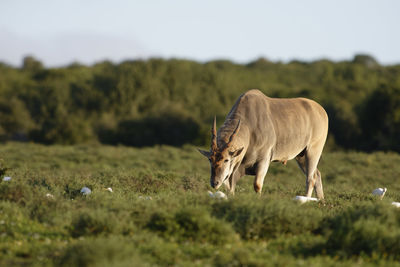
211;179;221;189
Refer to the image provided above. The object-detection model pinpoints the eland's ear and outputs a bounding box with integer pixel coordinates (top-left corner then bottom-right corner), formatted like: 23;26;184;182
230;147;244;157
197;148;211;158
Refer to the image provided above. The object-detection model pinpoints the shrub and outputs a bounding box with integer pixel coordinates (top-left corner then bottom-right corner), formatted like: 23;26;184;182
146;206;238;244
1;56;399;151
69;210;116;237
58;237;145;267
113;114;201;147
212;197;324;240
0;98;35;141
358;84;400;151
0;182;30;205
321;203;400;259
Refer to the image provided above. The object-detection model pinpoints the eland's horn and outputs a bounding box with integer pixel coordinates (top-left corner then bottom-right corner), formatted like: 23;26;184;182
228;119;241;145
211;116;218;150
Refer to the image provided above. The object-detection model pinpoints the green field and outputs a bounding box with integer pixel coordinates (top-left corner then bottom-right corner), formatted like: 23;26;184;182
1;142;400;266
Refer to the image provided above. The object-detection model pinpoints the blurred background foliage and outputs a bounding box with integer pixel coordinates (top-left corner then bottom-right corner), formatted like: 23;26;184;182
0;54;400;151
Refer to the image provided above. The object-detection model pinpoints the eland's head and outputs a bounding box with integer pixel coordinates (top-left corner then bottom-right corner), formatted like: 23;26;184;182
198;117;244;189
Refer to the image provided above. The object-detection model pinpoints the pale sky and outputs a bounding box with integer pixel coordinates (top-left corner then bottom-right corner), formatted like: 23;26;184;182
0;0;399;67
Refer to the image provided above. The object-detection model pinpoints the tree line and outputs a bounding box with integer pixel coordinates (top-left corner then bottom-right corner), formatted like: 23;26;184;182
0;54;399;152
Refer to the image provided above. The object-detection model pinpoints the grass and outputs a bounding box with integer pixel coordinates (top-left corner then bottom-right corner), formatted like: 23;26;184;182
1;142;400;266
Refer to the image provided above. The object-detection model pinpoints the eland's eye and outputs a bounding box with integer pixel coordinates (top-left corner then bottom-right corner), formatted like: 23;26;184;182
224;159;229;163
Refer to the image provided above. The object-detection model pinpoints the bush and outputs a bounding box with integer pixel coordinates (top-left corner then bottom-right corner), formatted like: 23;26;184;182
358;84;400;151
0;181;31;205
1;56;400;151
146;206;238;244
212;198;324;240
69;210;116;237
58;237;145;267
0;98;35;141
321;203;400;259
113;114;201;147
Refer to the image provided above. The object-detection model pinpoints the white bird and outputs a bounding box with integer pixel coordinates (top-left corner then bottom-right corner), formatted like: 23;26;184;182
372;188;387;200
293;196;319;204
392;202;400;208
2;176;11;181
105;187;113;192
80;187;92;195
208;191;227;199
214;191;227;199
138;196;152;200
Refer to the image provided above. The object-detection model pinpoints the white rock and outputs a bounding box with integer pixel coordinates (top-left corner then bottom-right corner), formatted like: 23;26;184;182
392;202;400;208
46;193;54;199
293;196;319;204
372;188;387;199
80;187;91;195
2;176;11;181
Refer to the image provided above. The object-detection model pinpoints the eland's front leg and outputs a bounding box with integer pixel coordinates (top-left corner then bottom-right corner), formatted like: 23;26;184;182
227;170;241;195
254;160;270;194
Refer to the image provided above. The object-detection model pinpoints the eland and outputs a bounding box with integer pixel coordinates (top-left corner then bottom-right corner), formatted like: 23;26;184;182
198;89;328;200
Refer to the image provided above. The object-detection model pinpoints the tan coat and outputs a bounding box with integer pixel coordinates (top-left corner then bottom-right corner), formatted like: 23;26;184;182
199;89;328;199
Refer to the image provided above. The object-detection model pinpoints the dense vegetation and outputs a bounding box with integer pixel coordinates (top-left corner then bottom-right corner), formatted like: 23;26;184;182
1;55;400;151
1;143;400;266
1;54;400;266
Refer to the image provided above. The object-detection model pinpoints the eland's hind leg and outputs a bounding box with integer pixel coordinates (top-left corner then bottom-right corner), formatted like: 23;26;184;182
296;155;324;199
313;169;324;200
304;142;325;199
296;144;325;199
295;152;307;176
